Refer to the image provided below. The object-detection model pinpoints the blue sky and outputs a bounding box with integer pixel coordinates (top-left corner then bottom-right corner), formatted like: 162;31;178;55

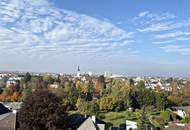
0;0;190;76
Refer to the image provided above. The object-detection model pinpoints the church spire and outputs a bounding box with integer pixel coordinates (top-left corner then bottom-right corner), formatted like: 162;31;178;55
77;66;81;77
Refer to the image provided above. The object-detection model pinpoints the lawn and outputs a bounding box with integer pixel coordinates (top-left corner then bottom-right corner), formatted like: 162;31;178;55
97;110;139;129
69;110;139;129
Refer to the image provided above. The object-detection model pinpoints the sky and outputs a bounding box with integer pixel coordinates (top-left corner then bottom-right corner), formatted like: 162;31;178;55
0;0;190;77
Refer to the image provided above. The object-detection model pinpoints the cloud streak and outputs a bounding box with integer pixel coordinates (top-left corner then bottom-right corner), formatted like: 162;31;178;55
155;31;190;39
0;0;134;57
137;21;190;32
160;45;190;55
133;11;190;55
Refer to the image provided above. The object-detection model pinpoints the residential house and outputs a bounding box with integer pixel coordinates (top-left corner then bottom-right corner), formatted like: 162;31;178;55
126;120;137;130
0;103;16;130
164;123;190;130
172;106;190;118
49;83;59;89
67;114;106;130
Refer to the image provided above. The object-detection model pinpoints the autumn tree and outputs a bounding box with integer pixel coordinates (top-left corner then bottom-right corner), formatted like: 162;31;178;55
98;96;117;111
50;80;79;110
0;90;9;101
43;74;54;86
19;79;26;89
11;92;19;102
76;98;98;115
28;76;45;90
18;89;67;130
94;75;106;97
21;87;32;101
78;81;93;101
110;79;131;111
167;80;183;106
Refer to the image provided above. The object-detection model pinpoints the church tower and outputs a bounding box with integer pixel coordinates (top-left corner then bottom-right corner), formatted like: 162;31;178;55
77;66;81;78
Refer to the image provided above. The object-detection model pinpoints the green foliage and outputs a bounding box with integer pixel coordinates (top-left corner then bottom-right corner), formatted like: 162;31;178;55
1;73;190;130
155;92;166;111
183;118;190;123
76;98;98;115
28;76;45;90
129;78;135;87
0;78;7;88
137;107;148;130
160;110;170;122
52;82;79;110
21;87;32;101
78;81;93;101
98;96;117;111
136;80;145;89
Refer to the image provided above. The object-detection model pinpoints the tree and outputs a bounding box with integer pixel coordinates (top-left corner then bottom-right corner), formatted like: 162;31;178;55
24;72;31;83
136;80;145;89
155;92;166;111
138;106;148;130
98;96;117;111
21;87;32;101
76;98;99;115
18;89;67;130
51;81;79;110
167;80;183;106
134;89;155;108
29;76;45;90
0;78;6;88
129;78;135;87
107;79;131;111
43;75;54;85
94;75;106;97
78;81;93;101
8;83;19;95
19;79;26;89
0;90;9;101
184;107;190;123
11;92;19;102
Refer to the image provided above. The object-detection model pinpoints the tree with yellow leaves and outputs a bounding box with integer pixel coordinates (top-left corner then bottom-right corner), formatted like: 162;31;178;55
11;92;19;102
0;90;9;101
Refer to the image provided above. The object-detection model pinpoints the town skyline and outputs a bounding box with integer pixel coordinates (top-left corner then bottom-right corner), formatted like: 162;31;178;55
0;0;190;76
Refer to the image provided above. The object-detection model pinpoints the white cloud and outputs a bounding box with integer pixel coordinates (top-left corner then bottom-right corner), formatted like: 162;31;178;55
138;11;149;17
133;11;190;56
160;45;190;55
134;11;190;33
137;20;190;32
153;37;190;44
155;31;190;39
153;40;175;44
133;11;176;25
0;0;134;57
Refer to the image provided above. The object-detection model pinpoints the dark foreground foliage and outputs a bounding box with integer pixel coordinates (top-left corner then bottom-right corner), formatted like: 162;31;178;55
18;89;67;130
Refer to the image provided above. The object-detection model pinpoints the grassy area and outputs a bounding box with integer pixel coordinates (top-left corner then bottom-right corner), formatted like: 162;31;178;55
69;109;164;129
69;110;139;129
98;110;139;129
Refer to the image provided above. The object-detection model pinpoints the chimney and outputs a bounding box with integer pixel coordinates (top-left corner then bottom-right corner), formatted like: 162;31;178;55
91;115;96;123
